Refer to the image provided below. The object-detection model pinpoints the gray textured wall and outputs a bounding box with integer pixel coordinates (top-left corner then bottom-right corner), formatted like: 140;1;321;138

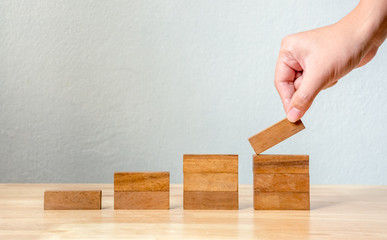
1;0;386;184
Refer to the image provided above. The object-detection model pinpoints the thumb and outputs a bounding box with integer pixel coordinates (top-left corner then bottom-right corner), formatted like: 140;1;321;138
287;74;322;122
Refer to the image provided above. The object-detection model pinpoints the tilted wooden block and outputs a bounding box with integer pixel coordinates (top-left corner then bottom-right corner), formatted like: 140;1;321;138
254;192;310;210
184;173;238;192
184;191;238;210
254;173;309;192
253;154;309;174
183;154;238;173
248;118;305;154
114;172;169;192
114;191;169;210
44;190;102;210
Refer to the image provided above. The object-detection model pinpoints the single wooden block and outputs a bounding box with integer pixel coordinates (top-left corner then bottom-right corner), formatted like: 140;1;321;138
184;173;238;192
44;190;102;210
183;154;238;173
114;172;169;192
254;173;309;192
248;118;305;154
184;191;238;210
253;154;309;174
254;192;310;210
114;191;169;210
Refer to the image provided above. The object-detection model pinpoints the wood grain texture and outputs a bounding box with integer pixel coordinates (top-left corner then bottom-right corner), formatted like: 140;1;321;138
183;154;238;173
114;172;169;192
254;192;310;210
183;191;238;210
3;184;387;239
184;173;238;192
253;154;309;174
44;190;101;210
114;191;169;210
254;173;309;192
248;118;305;154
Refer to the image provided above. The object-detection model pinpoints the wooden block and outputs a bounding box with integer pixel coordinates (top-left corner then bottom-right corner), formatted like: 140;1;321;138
114;172;169;192
44;190;101;210
114;191;169;210
248;118;305;154
184;173;238;192
184;191;238;210
253;154;309;174
183;154;238;173
254;192;310;210
254;173;309;192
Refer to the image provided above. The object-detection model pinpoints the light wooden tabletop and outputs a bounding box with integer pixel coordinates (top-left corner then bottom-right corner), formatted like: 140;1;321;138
1;184;387;239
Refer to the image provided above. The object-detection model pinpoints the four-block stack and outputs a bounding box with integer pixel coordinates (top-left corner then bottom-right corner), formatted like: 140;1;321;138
183;154;238;210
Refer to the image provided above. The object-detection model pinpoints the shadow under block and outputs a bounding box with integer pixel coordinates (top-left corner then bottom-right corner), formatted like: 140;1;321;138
183;154;238;173
248;118;305;154
114;172;170;210
114;172;170;192
184;173;238;192
184;191;238;210
44;190;102;210
114;192;169;210
183;154;239;210
253;154;310;210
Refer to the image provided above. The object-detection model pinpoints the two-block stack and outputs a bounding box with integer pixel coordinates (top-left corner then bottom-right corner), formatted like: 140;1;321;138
114;172;170;209
183;154;238;210
249;118;310;210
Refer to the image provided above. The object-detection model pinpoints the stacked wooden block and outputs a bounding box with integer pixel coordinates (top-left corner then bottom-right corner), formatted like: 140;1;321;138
114;172;170;210
249;118;310;210
183;154;238;210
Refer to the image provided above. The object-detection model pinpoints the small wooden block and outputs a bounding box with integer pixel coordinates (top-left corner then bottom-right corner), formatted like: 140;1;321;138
114;191;169;210
253;154;309;174
183;154;238;173
248;118;305;154
184;173;238;192
254;192;310;210
184;191;238;210
44;190;101;210
254;173;309;192
114;172;169;192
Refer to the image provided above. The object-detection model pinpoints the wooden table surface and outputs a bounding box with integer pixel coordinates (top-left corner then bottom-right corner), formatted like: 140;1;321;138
1;184;387;239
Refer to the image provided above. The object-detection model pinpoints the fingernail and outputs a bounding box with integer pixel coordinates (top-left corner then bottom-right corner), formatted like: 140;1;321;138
287;107;303;122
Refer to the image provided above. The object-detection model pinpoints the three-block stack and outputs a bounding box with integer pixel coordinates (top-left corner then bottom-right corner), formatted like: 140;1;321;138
249;118;310;210
183;154;238;210
114;172;170;209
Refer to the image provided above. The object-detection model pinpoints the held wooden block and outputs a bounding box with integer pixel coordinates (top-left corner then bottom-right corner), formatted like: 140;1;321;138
183;154;238;173
253;154;309;174
254;173;309;192
254;192;310;210
248;118;305;154
114;191;169;210
114;172;169;192
44;190;102;210
184;173;238;192
184;191;238;210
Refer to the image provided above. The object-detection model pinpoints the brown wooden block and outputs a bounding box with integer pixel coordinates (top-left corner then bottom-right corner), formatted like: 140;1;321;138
248;118;305;154
114;191;169;210
184;173;238;192
253;154;309;174
254;192;310;210
114;172;169;192
254;173;309;192
183;154;238;173
184;191;238;210
44;190;101;210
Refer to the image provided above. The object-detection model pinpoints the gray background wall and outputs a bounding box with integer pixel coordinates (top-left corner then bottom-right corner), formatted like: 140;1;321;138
1;0;386;184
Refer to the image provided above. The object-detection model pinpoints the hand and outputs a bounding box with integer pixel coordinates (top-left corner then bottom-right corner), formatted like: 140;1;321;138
274;0;387;122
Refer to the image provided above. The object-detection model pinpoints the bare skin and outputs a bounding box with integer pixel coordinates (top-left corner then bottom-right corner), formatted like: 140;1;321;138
275;0;387;122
